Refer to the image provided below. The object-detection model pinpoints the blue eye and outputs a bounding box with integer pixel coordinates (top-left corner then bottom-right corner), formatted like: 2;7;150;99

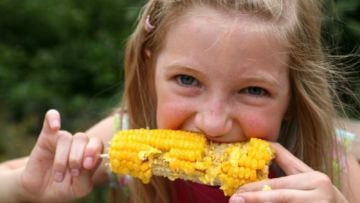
176;74;199;87
241;86;268;96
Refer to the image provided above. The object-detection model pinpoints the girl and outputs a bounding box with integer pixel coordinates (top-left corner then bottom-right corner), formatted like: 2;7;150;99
1;0;359;202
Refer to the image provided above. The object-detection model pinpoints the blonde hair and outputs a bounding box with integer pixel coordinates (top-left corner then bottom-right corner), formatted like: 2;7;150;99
121;0;344;202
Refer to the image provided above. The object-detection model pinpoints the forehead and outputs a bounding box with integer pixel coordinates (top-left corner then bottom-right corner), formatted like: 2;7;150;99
157;5;289;73
165;5;286;42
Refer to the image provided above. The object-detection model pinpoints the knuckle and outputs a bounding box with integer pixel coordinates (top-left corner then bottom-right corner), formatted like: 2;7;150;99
57;135;72;145
88;137;103;150
55;133;72;151
58;130;73;140
89;136;100;143
312;171;332;187
74;132;89;142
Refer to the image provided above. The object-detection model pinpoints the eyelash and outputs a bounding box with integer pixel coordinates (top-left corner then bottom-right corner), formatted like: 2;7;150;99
175;74;200;87
174;75;270;97
239;86;269;97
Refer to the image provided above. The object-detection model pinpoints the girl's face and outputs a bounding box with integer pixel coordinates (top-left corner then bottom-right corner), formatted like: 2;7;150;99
154;6;290;142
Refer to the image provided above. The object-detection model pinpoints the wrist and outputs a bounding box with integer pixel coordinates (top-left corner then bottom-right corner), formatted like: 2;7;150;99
0;167;26;202
14;167;41;203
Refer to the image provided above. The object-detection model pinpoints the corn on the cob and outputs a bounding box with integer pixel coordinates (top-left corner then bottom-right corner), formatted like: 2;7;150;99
108;129;274;196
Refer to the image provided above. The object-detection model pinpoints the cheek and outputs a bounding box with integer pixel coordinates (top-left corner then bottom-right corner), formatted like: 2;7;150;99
240;114;281;141
156;100;190;129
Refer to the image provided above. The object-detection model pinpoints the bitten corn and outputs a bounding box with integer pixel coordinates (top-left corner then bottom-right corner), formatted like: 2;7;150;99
108;129;274;196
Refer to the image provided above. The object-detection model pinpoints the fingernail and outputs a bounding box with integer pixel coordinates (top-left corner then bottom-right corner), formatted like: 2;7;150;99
230;196;245;203
50;119;60;129
83;157;93;169
71;169;80;176
54;171;64;182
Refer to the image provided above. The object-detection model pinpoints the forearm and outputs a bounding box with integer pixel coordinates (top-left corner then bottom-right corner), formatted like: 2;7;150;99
348;132;360;161
350;141;360;161
0;157;29;170
0;166;29;203
0;157;31;202
342;154;360;203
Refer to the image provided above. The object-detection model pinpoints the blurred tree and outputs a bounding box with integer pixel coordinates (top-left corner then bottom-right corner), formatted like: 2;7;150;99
322;0;360;117
0;0;358;202
0;0;143;202
0;0;142;144
324;0;359;53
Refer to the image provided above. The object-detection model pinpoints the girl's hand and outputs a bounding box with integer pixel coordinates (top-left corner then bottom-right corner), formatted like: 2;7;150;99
17;109;103;202
229;143;348;203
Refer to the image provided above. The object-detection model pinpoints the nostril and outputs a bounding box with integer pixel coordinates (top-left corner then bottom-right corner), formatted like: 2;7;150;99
194;111;232;138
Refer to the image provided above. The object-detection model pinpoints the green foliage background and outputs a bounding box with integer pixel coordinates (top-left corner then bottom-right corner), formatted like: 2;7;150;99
0;0;358;202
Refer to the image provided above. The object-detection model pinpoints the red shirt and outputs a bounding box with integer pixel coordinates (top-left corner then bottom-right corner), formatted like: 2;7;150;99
173;179;229;203
172;165;277;203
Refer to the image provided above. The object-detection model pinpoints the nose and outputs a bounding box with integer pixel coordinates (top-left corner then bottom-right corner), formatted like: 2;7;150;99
194;102;232;138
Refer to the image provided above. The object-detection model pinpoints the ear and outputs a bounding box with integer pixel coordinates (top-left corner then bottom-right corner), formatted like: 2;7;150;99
144;48;152;59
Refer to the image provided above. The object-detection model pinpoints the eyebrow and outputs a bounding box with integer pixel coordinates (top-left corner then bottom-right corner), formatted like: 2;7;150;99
240;75;281;90
164;63;202;75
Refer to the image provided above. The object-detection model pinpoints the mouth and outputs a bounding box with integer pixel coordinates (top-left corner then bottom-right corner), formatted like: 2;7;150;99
178;128;250;143
204;135;249;144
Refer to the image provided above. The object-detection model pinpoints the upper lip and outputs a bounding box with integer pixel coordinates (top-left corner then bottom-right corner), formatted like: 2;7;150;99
203;135;242;143
179;129;246;143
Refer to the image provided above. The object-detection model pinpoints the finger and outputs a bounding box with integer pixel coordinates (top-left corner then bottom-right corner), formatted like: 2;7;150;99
237;171;326;192
41;109;61;134
271;142;313;175
82;136;103;170
53;131;72;182
37;109;61;151
70;136;101;198
68;137;103;198
23;110;62;188
230;189;311;203
69;132;89;177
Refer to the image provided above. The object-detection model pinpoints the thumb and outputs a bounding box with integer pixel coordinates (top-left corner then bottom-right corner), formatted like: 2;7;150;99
271;142;313;175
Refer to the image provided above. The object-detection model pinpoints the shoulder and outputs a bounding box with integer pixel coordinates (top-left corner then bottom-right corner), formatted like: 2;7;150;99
86;115;117;147
336;128;356;151
113;110;129;130
336;119;360;160
338;119;360;136
85;109;129;144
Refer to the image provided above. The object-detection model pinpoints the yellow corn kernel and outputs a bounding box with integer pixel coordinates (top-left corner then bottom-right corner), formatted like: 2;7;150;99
262;184;272;191
108;129;275;196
